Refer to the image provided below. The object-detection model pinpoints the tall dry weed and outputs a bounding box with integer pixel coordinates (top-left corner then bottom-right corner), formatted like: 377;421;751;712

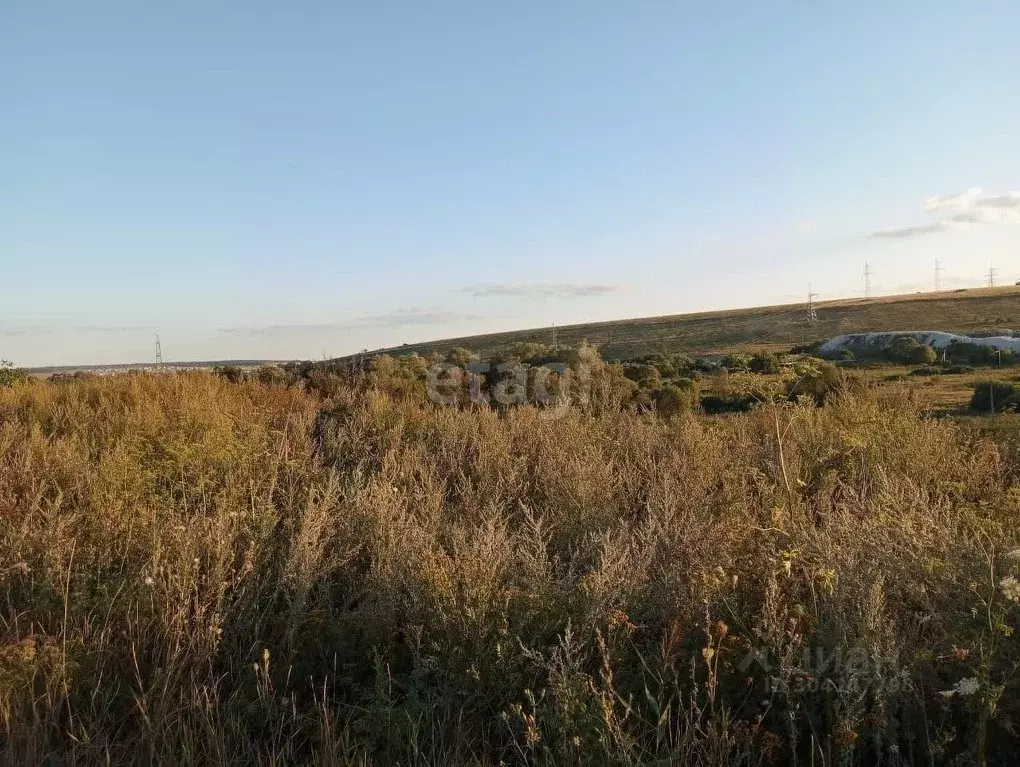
0;373;1018;764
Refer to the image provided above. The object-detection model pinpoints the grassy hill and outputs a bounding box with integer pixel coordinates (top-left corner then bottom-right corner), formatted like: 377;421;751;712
365;286;1020;361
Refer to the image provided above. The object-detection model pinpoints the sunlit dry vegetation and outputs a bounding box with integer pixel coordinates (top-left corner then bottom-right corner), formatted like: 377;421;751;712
2;363;1020;764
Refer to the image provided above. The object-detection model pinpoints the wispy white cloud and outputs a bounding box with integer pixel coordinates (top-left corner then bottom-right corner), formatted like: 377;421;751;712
948;210;985;225
923;187;984;213
872;188;1020;239
219;308;481;337
77;325;158;333
463;282;621;298
871;221;952;239
973;193;1020;225
0;324;44;337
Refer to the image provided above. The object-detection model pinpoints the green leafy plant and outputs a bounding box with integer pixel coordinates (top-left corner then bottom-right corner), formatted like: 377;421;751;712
0;360;28;388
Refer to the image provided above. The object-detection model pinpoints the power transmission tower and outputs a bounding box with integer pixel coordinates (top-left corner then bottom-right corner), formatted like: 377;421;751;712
155;335;163;369
863;262;874;298
551;322;558;348
807;285;819;324
934;259;944;292
988;266;997;288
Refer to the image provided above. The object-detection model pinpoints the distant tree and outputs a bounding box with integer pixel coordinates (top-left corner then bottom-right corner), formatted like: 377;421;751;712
947;341;1016;367
721;354;752;372
749;352;781;374
886;336;937;365
371;354;399;378
0;360;28;388
214;365;248;384
969;381;1020;414
670;354;695;375
787;361;863;405
402;354;431;379
510;342;551;363
622;363;661;388
254;365;292;387
700;391;758;414
651;378;699;417
564;341;602;366
447;347;477;367
586;361;640;414
48;370;95;384
790;340;825;355
283;360;316;380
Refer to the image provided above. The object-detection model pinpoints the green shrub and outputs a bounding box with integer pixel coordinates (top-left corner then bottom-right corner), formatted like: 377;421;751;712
510;342;551;364
789;340;824;355
626;353;695;379
721;353;751;372
787;361;862;405
886;336;938;365
948;341;1016;367
749;352;781;374
622;363;662;388
447;347;478;366
0;360;29;388
699;391;759;413
650;378;699;417
213;365;248;384
254;365;294;387
48;371;96;384
969;381;1020;413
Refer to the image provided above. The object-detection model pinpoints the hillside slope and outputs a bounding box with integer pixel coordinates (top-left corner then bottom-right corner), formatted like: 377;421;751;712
360;286;1020;360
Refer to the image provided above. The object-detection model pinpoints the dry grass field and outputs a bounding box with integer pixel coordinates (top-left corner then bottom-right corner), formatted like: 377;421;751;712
2;364;1020;765
365;286;1020;361
743;365;1020;415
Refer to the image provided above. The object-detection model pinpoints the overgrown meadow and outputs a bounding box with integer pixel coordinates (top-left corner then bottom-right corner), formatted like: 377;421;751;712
1;354;1019;765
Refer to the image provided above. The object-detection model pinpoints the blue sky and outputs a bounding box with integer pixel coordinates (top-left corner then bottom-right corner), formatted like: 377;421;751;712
3;2;1020;366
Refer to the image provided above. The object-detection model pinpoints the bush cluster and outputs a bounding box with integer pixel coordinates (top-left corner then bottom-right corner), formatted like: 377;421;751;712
202;344;863;422
0;360;28;388
970;381;1020;414
947;341;1017;367
885;336;939;365
829;336;1016;370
